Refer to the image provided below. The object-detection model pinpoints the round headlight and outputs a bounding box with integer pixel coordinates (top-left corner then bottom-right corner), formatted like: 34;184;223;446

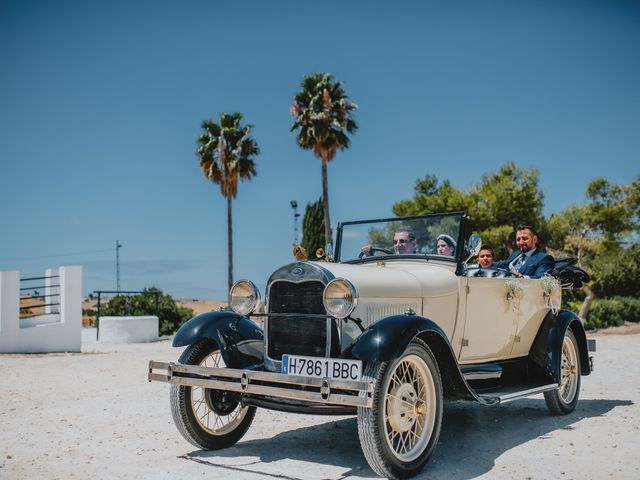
323;278;358;318
229;280;260;316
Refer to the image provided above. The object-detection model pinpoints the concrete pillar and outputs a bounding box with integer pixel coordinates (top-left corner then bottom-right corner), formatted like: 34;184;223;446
60;265;82;350
0;266;82;353
0;271;20;349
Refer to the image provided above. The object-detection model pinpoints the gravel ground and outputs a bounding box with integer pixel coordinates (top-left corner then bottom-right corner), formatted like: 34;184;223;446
1;332;638;480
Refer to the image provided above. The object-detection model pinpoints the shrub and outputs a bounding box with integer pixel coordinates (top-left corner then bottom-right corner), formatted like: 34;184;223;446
615;296;640;323
581;296;640;330
584;299;625;330
562;295;640;330
99;287;194;336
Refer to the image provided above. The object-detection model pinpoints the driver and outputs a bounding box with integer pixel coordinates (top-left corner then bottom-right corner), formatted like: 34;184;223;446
393;230;417;254
361;230;416;256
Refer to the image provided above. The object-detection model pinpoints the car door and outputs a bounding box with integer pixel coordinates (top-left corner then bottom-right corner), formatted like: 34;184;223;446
458;276;518;363
509;278;550;357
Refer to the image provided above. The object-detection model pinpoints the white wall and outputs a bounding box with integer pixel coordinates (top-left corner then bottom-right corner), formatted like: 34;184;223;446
98;316;159;343
0;266;82;353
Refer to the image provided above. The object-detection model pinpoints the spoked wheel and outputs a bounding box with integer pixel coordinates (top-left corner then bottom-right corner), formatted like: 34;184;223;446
544;328;581;415
358;339;443;479
170;339;256;449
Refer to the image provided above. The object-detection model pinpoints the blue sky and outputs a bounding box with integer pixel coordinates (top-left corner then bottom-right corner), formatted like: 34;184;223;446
1;0;638;299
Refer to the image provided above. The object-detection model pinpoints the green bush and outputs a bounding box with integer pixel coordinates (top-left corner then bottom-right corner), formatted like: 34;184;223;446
561;295;640;330
616;296;640;323
99;287;194;336
582;296;640;331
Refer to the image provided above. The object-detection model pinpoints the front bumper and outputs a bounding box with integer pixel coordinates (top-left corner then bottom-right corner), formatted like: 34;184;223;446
148;361;374;409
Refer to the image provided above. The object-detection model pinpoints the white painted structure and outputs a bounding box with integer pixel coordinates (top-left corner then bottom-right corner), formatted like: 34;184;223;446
0;266;82;353
98;315;159;343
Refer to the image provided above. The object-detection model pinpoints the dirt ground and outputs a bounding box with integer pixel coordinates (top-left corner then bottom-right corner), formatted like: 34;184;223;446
1;329;639;480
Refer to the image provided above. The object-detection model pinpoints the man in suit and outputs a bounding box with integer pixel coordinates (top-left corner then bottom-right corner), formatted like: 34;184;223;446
493;225;554;279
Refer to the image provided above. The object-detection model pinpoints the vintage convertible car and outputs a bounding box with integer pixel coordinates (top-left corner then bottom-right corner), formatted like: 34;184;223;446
148;212;595;479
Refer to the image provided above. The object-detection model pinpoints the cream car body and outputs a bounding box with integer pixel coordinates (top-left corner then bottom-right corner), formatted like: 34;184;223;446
149;212;594;480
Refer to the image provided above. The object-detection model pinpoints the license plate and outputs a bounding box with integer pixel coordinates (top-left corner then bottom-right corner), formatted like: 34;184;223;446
282;354;362;381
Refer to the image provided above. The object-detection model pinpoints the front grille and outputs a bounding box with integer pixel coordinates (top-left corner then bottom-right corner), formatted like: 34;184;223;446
267;281;327;360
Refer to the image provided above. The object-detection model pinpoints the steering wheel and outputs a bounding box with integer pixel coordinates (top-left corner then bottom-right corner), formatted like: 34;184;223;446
490;267;516;278
358;247;393;259
463;265;515;278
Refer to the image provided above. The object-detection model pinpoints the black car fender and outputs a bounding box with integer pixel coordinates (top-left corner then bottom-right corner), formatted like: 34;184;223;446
349;314;476;401
173;310;264;369
530;309;592;383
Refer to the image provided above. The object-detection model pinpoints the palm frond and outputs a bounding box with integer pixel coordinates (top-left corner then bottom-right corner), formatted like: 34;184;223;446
196;112;260;198
290;72;357;159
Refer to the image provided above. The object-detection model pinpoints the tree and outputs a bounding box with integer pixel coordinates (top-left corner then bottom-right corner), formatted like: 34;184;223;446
100;287;194;336
301;198;326;257
584;177;639;242
393;162;546;258
547;177;640;318
197;113;260;295
290;73;358;247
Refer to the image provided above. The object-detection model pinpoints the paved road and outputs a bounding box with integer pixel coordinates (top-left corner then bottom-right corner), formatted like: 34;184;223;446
1;333;638;480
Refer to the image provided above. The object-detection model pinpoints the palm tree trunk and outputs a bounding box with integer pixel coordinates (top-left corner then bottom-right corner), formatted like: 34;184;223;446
321;157;332;247
227;195;233;302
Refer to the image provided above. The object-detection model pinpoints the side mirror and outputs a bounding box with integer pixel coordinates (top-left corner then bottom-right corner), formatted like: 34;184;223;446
465;234;482;265
469;234;482;256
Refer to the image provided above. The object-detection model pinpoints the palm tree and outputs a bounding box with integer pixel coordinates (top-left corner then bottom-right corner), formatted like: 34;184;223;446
290;73;357;247
197;112;259;296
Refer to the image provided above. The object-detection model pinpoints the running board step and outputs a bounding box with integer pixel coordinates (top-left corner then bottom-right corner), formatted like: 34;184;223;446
478;384;558;404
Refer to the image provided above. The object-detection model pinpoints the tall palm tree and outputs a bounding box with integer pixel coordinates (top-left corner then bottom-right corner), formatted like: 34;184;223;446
290;73;357;247
197;112;259;296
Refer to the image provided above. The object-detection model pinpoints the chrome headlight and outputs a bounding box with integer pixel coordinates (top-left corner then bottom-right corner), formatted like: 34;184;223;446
323;278;358;318
229;280;260;316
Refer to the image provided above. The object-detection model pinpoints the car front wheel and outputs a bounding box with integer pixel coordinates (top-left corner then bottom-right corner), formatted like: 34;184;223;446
170;339;256;449
544;328;581;415
357;338;443;479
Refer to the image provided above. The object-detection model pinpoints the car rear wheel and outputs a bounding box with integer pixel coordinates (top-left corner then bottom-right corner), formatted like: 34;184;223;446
170;339;256;449
544;328;581;415
357;338;443;479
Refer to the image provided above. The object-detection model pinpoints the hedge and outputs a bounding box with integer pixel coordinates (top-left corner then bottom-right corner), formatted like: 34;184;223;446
565;296;640;330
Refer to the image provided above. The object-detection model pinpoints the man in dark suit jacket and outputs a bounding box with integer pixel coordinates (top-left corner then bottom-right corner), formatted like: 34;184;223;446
493;225;554;279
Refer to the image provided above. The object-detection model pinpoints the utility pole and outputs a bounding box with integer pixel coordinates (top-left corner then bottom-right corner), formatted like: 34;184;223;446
116;240;122;292
290;200;300;244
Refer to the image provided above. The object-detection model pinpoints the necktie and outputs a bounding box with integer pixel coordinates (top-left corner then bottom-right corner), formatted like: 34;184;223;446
510;253;525;273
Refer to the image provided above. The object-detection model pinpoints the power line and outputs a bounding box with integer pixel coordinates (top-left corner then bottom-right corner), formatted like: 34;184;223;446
0;248;114;262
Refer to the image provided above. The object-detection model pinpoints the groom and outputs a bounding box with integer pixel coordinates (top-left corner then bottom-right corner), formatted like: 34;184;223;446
494;225;554;279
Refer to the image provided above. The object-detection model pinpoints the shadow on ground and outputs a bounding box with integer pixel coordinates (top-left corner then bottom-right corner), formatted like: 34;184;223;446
181;398;631;479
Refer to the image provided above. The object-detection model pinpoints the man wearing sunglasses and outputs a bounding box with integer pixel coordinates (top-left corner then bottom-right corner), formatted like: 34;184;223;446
360;229;417;257
392;230;417;254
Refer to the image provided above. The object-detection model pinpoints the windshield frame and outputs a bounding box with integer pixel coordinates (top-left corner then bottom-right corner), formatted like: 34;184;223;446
334;211;469;270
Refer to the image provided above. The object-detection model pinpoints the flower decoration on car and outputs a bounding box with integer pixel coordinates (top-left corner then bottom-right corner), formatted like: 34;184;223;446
541;274;562;314
505;278;524;300
505;278;525;312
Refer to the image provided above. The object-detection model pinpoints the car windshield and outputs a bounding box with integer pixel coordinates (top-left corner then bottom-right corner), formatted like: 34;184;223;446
336;212;465;262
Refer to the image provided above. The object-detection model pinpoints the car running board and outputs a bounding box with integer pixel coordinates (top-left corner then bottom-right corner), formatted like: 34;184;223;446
478;383;558;404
